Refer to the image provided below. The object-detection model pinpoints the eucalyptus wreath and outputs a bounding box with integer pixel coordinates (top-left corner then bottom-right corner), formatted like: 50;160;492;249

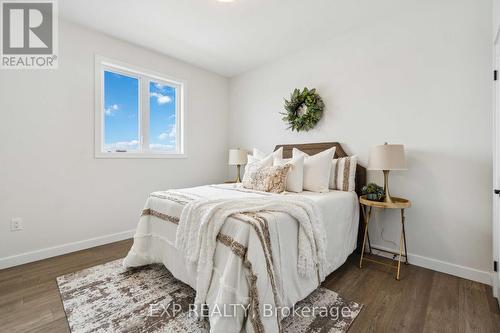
281;87;324;132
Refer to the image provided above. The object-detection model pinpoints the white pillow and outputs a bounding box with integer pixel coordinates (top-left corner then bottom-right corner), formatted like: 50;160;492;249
273;155;304;193
329;155;357;191
245;147;283;174
247;154;260;165
292;147;335;193
253;147;283;160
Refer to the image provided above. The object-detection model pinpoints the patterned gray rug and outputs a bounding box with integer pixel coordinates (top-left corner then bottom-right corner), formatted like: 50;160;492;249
57;259;362;333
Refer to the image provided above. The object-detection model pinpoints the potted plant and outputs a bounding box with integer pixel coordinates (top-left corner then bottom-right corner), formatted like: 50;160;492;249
361;183;385;201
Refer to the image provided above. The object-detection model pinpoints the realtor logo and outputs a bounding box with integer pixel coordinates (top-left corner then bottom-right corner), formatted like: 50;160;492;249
1;0;58;69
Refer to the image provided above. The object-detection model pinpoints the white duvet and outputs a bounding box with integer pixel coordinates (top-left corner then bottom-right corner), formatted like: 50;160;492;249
123;184;359;333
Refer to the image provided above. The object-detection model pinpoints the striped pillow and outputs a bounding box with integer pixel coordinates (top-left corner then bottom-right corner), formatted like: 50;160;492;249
329;155;357;191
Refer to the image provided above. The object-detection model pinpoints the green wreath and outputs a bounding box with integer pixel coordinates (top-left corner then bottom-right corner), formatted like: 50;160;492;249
281;87;324;132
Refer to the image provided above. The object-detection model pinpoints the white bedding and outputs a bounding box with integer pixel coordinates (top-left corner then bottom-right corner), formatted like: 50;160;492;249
123;184;359;332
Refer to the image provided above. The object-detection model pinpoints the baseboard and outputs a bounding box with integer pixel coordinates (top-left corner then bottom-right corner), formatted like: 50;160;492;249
0;229;135;270
1;233;492;286
368;243;491;285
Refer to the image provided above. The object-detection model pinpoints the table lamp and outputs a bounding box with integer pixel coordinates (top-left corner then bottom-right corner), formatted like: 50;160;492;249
368;143;407;203
228;149;247;183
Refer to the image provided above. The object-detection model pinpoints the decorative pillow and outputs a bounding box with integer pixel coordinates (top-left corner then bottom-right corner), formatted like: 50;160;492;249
245;147;283;174
273;155;304;193
243;154;273;183
242;164;291;193
329;155;358;191
292;147;335;193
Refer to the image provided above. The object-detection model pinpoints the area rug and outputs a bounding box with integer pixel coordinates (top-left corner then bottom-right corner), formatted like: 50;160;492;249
57;259;362;333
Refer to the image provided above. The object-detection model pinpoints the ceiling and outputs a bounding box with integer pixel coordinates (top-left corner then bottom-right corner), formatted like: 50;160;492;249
60;0;398;77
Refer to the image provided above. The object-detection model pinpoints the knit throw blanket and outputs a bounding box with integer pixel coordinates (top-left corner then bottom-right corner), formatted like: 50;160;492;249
174;195;328;306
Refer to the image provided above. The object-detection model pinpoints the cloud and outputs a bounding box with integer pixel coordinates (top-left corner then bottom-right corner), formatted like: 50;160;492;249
154;83;166;90
104;140;139;152
105;104;119;116
168;127;176;138
150;143;175;151
150;92;172;105
158;126;176;141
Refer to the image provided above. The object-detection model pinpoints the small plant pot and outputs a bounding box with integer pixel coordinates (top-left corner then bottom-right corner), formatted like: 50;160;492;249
366;193;380;201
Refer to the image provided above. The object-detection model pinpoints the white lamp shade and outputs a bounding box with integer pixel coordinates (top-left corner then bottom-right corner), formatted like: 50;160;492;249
228;149;248;165
368;144;407;170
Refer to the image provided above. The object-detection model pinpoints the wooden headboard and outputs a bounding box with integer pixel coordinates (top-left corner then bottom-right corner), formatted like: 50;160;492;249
274;142;366;253
274;142;366;196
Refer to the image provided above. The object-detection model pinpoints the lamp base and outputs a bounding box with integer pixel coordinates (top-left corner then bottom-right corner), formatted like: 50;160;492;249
383;194;394;203
383;170;394;203
235;165;242;183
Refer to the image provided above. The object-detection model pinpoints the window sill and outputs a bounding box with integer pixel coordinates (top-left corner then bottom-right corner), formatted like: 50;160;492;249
95;152;187;159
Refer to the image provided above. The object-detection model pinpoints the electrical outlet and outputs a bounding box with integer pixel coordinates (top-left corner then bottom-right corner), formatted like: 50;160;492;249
11;217;23;231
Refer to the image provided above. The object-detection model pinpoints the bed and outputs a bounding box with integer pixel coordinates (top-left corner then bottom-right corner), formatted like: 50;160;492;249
123;142;366;333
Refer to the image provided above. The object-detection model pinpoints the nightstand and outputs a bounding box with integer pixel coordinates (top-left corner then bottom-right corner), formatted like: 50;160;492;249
359;195;411;280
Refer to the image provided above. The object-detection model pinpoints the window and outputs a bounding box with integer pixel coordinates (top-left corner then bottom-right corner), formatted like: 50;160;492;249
149;81;177;152
103;71;140;152
95;56;185;158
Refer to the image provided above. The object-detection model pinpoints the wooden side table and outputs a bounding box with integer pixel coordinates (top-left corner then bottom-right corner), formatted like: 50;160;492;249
359;195;411;280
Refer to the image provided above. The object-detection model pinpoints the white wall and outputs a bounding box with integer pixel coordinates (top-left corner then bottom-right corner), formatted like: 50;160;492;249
0;21;229;265
229;0;493;282
494;0;500;41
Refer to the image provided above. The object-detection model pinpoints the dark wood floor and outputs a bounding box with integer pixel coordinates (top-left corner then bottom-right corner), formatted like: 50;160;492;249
0;240;499;332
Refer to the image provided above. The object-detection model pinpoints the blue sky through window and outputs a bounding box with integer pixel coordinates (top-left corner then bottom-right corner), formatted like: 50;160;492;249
149;82;176;152
103;71;139;152
103;69;178;153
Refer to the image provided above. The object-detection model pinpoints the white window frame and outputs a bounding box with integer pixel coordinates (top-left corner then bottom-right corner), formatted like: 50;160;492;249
95;55;186;158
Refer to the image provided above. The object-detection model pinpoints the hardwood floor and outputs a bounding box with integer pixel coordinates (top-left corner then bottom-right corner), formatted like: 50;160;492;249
323;255;500;332
0;240;498;332
0;240;132;333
